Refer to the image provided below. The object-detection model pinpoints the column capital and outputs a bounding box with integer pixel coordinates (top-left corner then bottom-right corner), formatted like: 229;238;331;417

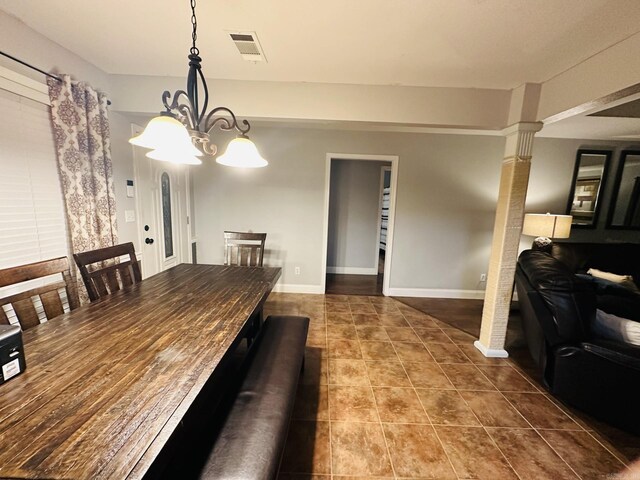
500;121;544;137
501;122;543;159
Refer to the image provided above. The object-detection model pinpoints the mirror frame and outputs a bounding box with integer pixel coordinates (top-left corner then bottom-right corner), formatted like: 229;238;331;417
565;149;612;229
606;149;640;230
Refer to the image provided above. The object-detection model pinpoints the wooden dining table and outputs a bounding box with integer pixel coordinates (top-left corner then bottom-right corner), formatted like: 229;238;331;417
0;263;281;480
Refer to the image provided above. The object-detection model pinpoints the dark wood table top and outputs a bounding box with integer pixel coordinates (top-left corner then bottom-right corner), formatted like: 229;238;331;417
0;264;281;479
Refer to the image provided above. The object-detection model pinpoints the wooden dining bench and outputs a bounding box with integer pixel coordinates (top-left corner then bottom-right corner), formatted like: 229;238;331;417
158;315;309;480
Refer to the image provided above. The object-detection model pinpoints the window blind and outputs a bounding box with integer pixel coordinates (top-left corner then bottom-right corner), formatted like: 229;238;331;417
0;88;70;323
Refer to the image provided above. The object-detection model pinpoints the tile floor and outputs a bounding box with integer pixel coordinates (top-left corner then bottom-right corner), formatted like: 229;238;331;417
264;292;634;480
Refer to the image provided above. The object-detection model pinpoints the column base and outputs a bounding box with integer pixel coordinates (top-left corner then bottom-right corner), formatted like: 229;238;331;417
474;340;509;358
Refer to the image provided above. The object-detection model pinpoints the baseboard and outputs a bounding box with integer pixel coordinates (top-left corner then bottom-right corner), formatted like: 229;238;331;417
327;266;378;275
474;340;509;358
386;287;486;299
271;283;324;294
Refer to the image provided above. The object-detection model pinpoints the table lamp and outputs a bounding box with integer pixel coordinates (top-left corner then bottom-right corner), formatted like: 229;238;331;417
522;213;572;251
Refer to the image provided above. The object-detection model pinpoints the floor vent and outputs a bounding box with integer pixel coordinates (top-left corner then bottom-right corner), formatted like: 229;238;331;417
228;32;267;62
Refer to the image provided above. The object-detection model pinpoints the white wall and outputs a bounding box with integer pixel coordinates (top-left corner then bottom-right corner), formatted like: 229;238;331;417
327;159;389;273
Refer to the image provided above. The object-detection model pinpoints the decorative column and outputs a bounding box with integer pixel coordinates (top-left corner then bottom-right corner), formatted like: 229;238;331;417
475;122;543;357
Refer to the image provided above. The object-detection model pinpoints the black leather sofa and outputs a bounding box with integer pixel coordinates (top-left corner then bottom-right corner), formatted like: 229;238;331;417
515;242;640;434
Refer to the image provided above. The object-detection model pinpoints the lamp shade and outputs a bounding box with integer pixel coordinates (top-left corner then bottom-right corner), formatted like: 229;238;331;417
522;213;572;239
130;116;202;157
216;137;268;168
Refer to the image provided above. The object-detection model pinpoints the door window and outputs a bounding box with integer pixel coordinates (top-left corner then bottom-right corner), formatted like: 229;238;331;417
161;172;174;258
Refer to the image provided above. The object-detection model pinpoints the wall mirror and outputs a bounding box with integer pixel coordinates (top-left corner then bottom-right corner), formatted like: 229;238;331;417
607;150;640;229
566;149;611;228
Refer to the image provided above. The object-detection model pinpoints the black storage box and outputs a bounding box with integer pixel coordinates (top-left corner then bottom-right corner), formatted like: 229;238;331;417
0;324;26;385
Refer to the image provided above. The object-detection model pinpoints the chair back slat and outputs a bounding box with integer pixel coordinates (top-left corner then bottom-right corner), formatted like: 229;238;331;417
40;290;64;320
12;298;41;330
223;232;266;267
73;243;142;302
0;257;79;331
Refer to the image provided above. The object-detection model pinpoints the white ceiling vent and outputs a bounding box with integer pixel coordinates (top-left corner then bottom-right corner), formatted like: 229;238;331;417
227;31;267;63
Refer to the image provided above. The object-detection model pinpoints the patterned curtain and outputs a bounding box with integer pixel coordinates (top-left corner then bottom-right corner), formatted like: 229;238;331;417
47;75;118;302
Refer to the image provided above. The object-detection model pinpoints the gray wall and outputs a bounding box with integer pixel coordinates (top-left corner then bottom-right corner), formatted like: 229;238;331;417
327;159;389;271
193;126;640;293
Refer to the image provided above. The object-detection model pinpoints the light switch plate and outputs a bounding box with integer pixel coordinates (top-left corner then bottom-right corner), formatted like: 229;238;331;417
125;210;135;223
126;180;134;198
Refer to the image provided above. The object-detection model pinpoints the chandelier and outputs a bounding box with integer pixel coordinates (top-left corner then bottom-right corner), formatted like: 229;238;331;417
129;0;267;168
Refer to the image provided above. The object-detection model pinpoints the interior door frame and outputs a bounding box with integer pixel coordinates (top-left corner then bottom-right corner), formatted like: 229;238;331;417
321;153;399;296
131;123;192;277
375;166;392;274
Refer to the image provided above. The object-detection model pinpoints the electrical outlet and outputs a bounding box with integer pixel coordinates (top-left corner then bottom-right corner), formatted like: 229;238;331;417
294;266;301;275
480;273;487;282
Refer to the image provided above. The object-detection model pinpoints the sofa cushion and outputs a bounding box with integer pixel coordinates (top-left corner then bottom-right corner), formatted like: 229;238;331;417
591;309;640;347
550;242;640;287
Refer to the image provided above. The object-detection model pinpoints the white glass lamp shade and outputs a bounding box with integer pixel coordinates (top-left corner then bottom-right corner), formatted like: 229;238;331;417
129;116;201;157
216;137;268;168
146;148;203;165
522;213;572;239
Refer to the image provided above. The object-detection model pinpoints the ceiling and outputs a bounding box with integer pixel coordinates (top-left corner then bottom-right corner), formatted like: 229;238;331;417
2;0;640;89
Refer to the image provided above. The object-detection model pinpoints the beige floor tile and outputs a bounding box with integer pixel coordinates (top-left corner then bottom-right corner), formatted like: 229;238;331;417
373;303;401;314
331;422;393;477
329;385;379;421
440;364;496;390
414;328;453;344
329;359;370;386
488;428;579;479
377;313;409;327
359;341;399;361
427;342;471;364
326;303;351;313
347;295;371;304
327;324;358;340
404;316;441;329
382;423;456;479
300;347;328;385
355;326;390;342
459;391;529;427
293;384;329;421
384;327;421;342
326;312;353;325
539;430;626;478
280;421;331;475
503;392;582;430
325;294;349;303
403;362;453;389
441;328;477;344
328;339;362;359
277;474;330;480
350;303;377;314
416;389;480;426
352;313;382;326
477;365;539;392
391;341;434;363
456;342;509;364
435;426;519;479
372;387;430;423
365;361;412;387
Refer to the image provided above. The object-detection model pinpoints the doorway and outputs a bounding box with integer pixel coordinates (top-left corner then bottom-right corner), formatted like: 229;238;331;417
322;154;398;296
132;124;192;278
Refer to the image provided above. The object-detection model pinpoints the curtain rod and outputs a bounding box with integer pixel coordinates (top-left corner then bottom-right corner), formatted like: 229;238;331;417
0;50;112;106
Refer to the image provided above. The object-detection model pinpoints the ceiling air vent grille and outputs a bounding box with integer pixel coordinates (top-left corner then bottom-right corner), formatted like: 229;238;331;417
228;32;267;62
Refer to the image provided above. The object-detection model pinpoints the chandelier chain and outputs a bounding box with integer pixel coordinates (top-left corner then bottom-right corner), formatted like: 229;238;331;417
190;0;198;55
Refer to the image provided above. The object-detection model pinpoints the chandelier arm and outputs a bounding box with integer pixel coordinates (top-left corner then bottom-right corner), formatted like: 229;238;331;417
196;66;209;129
202;107;251;136
162;90;198;130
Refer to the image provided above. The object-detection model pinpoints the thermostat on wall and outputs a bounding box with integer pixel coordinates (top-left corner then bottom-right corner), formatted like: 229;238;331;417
126;180;134;198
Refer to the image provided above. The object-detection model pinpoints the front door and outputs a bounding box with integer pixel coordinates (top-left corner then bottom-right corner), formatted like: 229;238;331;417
132;124;191;278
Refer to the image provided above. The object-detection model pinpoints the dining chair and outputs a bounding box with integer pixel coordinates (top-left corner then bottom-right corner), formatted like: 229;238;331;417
0;257;80;330
73;242;142;302
223;231;267;267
